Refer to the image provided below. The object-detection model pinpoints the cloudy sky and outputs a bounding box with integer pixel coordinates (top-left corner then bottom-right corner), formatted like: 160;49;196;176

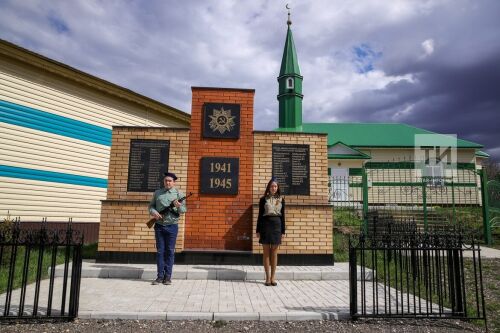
1;0;499;160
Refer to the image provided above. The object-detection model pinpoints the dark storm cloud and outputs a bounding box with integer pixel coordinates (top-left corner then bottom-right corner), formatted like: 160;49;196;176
402;54;500;131
321;0;500;160
331;54;500;160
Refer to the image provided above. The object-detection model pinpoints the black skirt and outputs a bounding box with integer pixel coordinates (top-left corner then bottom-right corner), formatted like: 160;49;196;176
259;216;283;245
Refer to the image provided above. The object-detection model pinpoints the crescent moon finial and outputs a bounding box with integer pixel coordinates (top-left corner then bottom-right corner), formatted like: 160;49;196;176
286;4;292;26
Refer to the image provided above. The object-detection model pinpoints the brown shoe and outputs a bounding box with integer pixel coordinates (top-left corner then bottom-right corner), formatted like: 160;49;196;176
264;282;271;286
271;281;278;286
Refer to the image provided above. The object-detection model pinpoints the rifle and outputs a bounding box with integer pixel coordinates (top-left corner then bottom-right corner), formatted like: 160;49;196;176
146;192;194;228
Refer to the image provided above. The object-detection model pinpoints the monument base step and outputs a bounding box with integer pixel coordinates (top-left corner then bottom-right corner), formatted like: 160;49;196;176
95;250;334;265
54;261;373;281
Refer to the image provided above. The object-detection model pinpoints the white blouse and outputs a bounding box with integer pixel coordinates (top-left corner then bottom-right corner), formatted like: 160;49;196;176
263;196;283;216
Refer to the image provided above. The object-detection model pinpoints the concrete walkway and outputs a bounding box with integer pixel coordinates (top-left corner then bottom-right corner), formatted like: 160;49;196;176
3;244;498;322
73;262;358;320
464;245;500;258
0;264;442;321
64;245;500;320
54;261;357;281
76;277;352;320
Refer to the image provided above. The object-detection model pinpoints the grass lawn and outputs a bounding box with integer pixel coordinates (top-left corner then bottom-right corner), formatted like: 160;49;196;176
0;246;68;294
333;231;350;262
0;242;96;294
472;259;500;333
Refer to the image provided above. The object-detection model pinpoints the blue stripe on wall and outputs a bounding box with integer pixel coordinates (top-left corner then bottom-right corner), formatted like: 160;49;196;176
0;100;112;146
0;165;108;188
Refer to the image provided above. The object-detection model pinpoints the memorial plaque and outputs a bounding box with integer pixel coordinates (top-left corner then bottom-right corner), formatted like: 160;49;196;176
272;144;310;195
127;139;169;192
200;157;239;195
203;103;240;139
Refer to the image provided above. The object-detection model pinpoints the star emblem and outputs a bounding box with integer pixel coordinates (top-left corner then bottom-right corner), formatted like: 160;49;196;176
208;107;236;134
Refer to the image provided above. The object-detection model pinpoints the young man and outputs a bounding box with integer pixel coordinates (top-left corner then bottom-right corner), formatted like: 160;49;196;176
148;172;187;285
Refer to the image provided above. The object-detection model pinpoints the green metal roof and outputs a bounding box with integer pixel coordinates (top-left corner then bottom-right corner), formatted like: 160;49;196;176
475;150;490;158
327;142;371;159
279;26;301;77
328;154;371;160
278;123;483;148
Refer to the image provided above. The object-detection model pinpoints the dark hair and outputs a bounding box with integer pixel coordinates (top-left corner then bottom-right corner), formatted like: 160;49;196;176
264;179;281;197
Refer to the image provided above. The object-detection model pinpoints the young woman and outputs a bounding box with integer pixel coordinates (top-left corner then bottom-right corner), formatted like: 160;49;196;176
256;177;286;286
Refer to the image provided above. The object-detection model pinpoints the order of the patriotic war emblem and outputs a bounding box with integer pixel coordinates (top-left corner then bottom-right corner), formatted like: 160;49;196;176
210;107;235;134
203;103;240;138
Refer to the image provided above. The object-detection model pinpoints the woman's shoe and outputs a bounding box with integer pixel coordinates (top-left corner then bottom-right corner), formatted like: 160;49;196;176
264;282;271;286
271;281;278;286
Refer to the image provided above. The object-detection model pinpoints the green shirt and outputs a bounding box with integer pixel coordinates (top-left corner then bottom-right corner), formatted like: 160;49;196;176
148;187;187;225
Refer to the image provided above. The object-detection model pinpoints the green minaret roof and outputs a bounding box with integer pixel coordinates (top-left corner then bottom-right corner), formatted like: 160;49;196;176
277;9;303;129
279;24;301;77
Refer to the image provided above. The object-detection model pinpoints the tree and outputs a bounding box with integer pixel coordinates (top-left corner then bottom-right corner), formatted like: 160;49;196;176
483;159;500;181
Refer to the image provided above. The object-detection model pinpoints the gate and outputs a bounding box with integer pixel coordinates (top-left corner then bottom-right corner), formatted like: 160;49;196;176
0;218;83;320
349;226;486;321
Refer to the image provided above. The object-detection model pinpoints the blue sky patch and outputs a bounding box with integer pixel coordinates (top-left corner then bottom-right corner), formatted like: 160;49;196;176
352;44;382;73
48;13;69;34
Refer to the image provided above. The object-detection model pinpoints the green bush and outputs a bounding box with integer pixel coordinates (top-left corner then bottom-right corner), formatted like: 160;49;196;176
334;208;363;227
82;242;98;259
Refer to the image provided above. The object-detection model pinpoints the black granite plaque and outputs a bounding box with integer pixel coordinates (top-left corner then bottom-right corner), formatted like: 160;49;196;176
272;144;310;195
127;139;169;192
203;103;240;139
200;157;239;195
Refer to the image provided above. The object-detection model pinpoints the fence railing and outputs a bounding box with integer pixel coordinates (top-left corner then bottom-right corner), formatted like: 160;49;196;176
329;163;491;242
0;218;83;320
349;227;486;322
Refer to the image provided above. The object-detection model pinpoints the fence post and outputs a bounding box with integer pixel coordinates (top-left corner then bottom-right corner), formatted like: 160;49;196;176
451;178;457;225
69;242;83;318
349;238;358;318
451;248;465;315
479;169;492;245
362;167;369;234
422;178;428;232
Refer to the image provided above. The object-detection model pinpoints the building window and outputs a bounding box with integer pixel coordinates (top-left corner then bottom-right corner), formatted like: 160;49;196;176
423;160;444;186
329;168;349;201
286;77;294;89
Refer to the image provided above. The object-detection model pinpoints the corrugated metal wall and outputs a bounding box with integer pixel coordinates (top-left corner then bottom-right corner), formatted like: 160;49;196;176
0;56;187;226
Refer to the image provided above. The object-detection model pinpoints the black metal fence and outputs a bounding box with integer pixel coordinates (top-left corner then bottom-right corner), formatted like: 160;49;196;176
349;224;486;322
0;218;83;320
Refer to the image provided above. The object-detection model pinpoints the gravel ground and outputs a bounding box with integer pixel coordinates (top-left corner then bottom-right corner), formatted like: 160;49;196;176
0;319;486;333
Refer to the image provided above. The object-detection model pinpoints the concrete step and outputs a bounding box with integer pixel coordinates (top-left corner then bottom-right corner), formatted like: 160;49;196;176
54;261;372;281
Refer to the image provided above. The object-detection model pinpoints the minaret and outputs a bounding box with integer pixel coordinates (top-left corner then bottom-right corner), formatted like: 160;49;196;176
278;7;303;130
